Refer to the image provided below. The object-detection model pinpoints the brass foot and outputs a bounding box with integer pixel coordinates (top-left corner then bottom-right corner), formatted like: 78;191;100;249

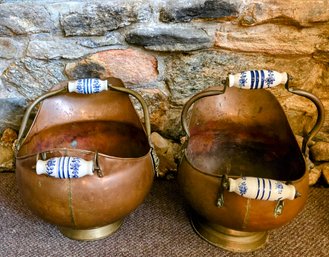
190;213;268;252
59;219;123;241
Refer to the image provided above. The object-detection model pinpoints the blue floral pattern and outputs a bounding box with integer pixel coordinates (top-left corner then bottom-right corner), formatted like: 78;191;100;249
275;181;284;194
70;157;81;178
92;79;101;93
42;157;85;179
46;158;56;176
76;79;84;94
265;70;275;87
239;71;248;87
238;177;248;196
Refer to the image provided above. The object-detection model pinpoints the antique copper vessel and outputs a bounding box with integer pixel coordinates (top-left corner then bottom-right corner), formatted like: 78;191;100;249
178;70;324;252
15;77;156;241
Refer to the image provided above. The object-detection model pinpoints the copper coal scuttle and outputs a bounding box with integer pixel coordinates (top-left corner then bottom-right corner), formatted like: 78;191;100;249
15;77;157;241
178;70;324;252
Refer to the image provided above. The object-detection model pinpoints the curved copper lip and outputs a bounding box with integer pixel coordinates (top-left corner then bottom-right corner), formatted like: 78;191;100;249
16;147;153;161
180;152;307;183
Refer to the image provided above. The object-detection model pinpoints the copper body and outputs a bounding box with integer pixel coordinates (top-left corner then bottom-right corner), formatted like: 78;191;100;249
16;78;154;235
178;87;309;249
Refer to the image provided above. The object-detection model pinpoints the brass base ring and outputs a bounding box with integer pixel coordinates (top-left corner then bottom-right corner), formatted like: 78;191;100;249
59;219;123;241
190;213;268;252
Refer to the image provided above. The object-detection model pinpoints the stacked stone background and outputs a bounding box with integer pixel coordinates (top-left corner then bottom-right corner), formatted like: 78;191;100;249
0;0;328;184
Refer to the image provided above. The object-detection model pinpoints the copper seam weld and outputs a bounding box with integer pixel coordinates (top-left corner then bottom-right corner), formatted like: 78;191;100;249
68;179;76;226
242;199;251;229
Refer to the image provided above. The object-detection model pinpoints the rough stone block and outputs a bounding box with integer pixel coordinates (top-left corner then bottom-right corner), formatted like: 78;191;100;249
3;58;66;100
310;141;329;162
126;24;212;51
150;132;181;177
0;144;14;171
1;127;17;144
239;0;329;27
0;128;16;172
60;1;150;36
319;163;329;184
0;60;11;75
215;23;329;55
309;166;322;186
0;3;56;35
0;37;25;59
130;86;182;140
314;132;329;143
0;98;26;132
280;95;318;136
27;36;85;60
160;0;239;22
79;31;125;48
154;106;183;140
65;49;158;85
27;35;121;60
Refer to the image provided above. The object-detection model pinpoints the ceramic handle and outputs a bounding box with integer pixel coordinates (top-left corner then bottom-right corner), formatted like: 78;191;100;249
228;177;299;201
36;156;94;179
68;78;108;94
229;70;288;89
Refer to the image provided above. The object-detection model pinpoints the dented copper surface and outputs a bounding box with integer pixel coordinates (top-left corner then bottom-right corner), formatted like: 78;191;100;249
178;84;324;251
15;78;154;239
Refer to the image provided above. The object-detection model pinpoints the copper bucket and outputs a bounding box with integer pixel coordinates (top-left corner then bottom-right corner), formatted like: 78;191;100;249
15;77;157;241
178;70;325;252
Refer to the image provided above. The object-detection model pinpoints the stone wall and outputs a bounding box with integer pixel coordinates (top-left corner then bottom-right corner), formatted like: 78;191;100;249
0;0;329;183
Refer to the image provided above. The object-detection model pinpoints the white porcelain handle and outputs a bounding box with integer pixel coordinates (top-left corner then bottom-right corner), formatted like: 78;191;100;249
68;78;108;94
228;177;298;201
36;157;94;178
228;70;288;89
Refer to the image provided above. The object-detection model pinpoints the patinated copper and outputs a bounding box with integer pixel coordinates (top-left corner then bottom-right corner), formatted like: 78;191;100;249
15;77;155;240
178;77;324;251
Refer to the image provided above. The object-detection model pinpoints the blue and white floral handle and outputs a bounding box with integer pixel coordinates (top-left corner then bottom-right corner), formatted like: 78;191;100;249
68;78;108;94
228;177;299;201
229;70;288;89
36;156;94;179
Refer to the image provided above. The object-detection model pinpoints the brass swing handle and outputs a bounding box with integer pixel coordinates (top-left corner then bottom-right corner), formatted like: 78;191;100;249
181;88;227;138
16;78;151;151
181;70;325;155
